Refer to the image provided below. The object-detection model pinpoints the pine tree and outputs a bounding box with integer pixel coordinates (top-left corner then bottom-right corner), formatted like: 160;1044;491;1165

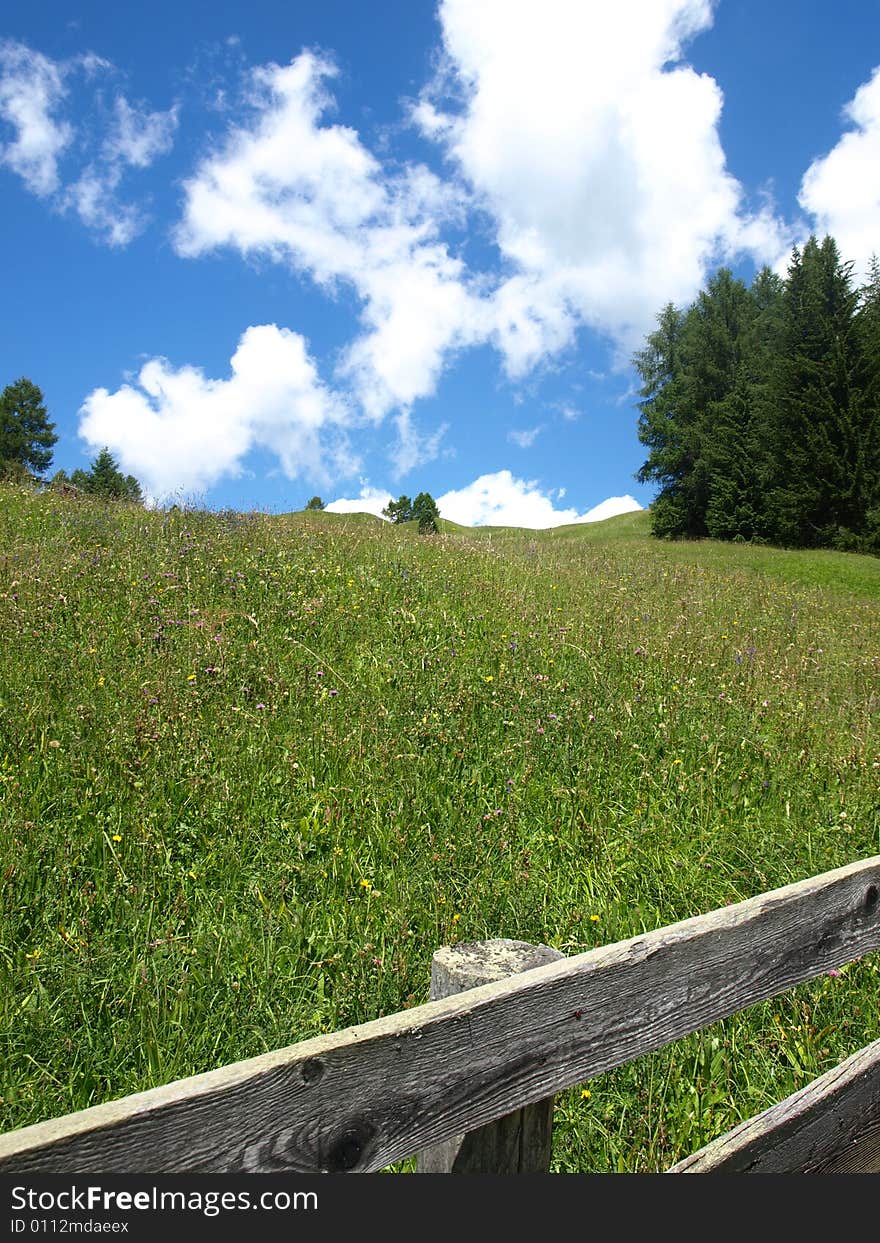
634;303;690;538
0;378;57;478
704;267;784;542
680;269;755;539
855;255;880;550
412;491;440;534
766;236;866;547
73;448;143;502
382;495;413;524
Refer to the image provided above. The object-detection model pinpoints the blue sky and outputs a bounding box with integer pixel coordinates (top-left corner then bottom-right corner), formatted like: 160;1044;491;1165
2;1;879;526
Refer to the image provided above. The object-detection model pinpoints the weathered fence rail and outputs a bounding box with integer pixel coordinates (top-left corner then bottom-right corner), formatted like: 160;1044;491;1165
1;856;879;1174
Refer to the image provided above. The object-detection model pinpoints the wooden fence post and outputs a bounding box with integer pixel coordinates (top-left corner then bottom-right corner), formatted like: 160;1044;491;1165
417;938;564;1173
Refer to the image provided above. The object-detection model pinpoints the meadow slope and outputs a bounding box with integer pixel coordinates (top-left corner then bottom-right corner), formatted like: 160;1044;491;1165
1;485;878;1171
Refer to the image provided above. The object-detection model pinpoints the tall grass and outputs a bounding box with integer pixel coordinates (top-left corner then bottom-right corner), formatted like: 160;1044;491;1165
1;483;878;1171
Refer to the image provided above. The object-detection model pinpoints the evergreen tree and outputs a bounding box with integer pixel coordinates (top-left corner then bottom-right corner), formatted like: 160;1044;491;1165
704;267;784;541
634;302;691;538
854;254;880;550
73;448;143;502
766;236;866;547
304;496;325;510
382;495;413;524
679;269;755;540
634;235;880;554
0;378;57;478
412;491;441;534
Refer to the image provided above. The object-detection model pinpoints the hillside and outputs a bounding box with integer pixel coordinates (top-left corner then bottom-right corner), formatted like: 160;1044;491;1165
1;483;878;1171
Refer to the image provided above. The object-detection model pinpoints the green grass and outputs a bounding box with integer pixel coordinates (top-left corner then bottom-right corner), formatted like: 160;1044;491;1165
1;483;878;1171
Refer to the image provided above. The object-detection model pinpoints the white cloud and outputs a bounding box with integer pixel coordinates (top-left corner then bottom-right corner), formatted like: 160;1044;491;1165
508;425;542;448
174;52;488;421
574;494;643;523
325;484;393;518
78;324;353;500
104;96;178;168
0;39;71;195
436;469;642;528
389;410;450;477
327;472;642;527
419;0;792;358
167;13;801;479
798;65;880;279
0;39;177;245
64;97;179;246
63;166;145;247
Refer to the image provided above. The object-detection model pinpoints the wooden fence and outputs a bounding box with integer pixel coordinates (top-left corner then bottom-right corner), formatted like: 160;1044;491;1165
1;855;879;1174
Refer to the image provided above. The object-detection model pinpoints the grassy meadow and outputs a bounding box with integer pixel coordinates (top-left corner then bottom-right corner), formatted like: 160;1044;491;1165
1;482;879;1172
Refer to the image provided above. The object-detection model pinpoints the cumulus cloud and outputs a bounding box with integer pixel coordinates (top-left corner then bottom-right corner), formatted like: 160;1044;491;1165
324;473;641;528
419;0;791;358
174;52;488;420
436;470;641;528
78;324;353;500
799;65;880;279
573;494;643;523
325;484;393;518
0;39;72;195
0;39;177;245
165;9;801;483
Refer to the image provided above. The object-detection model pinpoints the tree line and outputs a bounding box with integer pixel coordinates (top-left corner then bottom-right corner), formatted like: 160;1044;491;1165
634;234;880;553
303;492;441;532
1;376;142;501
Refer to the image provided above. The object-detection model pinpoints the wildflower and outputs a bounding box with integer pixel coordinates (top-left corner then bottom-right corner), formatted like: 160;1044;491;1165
827;969;842;978
590;914;600;922
111;834;122;842
97;676;105;687
316;670;324;678
187;674;197;682
25;948;41;960
581;1089;591;1100
359;879;372;891
485;675;494;683
255;703;266;710
452;913;460;924
329;689;338;696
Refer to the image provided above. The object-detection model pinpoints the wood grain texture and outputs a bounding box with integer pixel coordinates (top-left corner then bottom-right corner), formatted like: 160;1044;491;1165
669;1037;880;1173
417;939;564;1173
1;856;878;1174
